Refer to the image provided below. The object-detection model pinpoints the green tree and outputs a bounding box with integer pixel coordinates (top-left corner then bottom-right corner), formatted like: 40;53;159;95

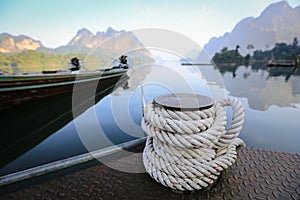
292;37;298;47
245;54;251;66
213;46;244;65
221;47;228;53
252;38;300;62
247;44;254;53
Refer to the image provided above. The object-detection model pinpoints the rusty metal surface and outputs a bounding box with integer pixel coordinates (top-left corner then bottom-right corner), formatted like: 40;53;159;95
1;146;300;200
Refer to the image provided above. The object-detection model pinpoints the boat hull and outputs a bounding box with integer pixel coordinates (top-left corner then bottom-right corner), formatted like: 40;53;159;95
267;60;296;67
0;69;128;110
0;71;129;167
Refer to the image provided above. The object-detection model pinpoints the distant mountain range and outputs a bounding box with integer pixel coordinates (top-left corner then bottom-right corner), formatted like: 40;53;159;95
0;27;145;55
0;27;154;73
1;1;300;58
204;1;300;56
0;33;43;53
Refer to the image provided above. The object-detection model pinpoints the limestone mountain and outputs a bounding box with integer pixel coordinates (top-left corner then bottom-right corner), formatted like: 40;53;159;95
68;28;95;48
0;27;145;55
47;27;144;54
204;1;300;56
0;33;44;53
0;27;153;72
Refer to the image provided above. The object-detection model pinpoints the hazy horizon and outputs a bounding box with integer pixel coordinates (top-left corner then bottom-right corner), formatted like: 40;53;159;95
0;0;299;48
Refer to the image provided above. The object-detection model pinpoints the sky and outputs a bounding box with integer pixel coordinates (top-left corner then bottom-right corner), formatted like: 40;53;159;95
0;0;299;48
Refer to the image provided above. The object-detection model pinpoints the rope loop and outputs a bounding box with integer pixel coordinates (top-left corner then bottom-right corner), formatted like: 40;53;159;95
142;96;245;191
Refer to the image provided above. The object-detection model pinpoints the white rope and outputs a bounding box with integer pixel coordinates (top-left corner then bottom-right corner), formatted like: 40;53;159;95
142;97;245;191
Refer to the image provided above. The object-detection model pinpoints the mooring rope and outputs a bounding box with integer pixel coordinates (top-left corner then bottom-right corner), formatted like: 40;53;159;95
142;97;245;191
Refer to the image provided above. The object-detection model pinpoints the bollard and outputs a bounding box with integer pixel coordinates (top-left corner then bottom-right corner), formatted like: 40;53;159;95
142;93;245;191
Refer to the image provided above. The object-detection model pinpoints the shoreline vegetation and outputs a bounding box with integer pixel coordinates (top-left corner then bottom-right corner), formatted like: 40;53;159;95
1;38;299;74
0;50;152;74
212;37;300;67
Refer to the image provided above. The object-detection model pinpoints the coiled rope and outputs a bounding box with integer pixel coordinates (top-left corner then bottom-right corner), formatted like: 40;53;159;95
142;96;245;191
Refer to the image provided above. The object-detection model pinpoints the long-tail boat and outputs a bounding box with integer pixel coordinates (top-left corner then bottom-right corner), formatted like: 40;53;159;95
0;56;129;110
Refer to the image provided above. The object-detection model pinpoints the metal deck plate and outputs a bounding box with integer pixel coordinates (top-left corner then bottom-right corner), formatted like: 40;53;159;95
1;146;300;199
153;93;214;110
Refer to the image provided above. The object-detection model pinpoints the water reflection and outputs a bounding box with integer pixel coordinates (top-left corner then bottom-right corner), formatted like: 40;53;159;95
216;65;300;153
0;73;130;174
2;62;299;176
75;62;213;154
0;61;212;175
218;65;300;110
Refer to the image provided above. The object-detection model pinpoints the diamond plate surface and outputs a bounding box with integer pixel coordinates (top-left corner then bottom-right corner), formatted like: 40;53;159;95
1;146;300;200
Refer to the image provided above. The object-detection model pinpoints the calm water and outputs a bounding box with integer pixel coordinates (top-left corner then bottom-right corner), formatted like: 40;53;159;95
1;62;300;176
220;65;300;153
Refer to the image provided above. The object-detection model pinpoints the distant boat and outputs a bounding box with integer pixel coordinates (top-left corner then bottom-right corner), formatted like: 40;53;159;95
267;59;296;67
0;56;129;110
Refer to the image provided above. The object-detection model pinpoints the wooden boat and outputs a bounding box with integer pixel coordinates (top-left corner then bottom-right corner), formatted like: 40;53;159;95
0;55;130;110
267;59;296;67
0;84;119;169
0;68;128;110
